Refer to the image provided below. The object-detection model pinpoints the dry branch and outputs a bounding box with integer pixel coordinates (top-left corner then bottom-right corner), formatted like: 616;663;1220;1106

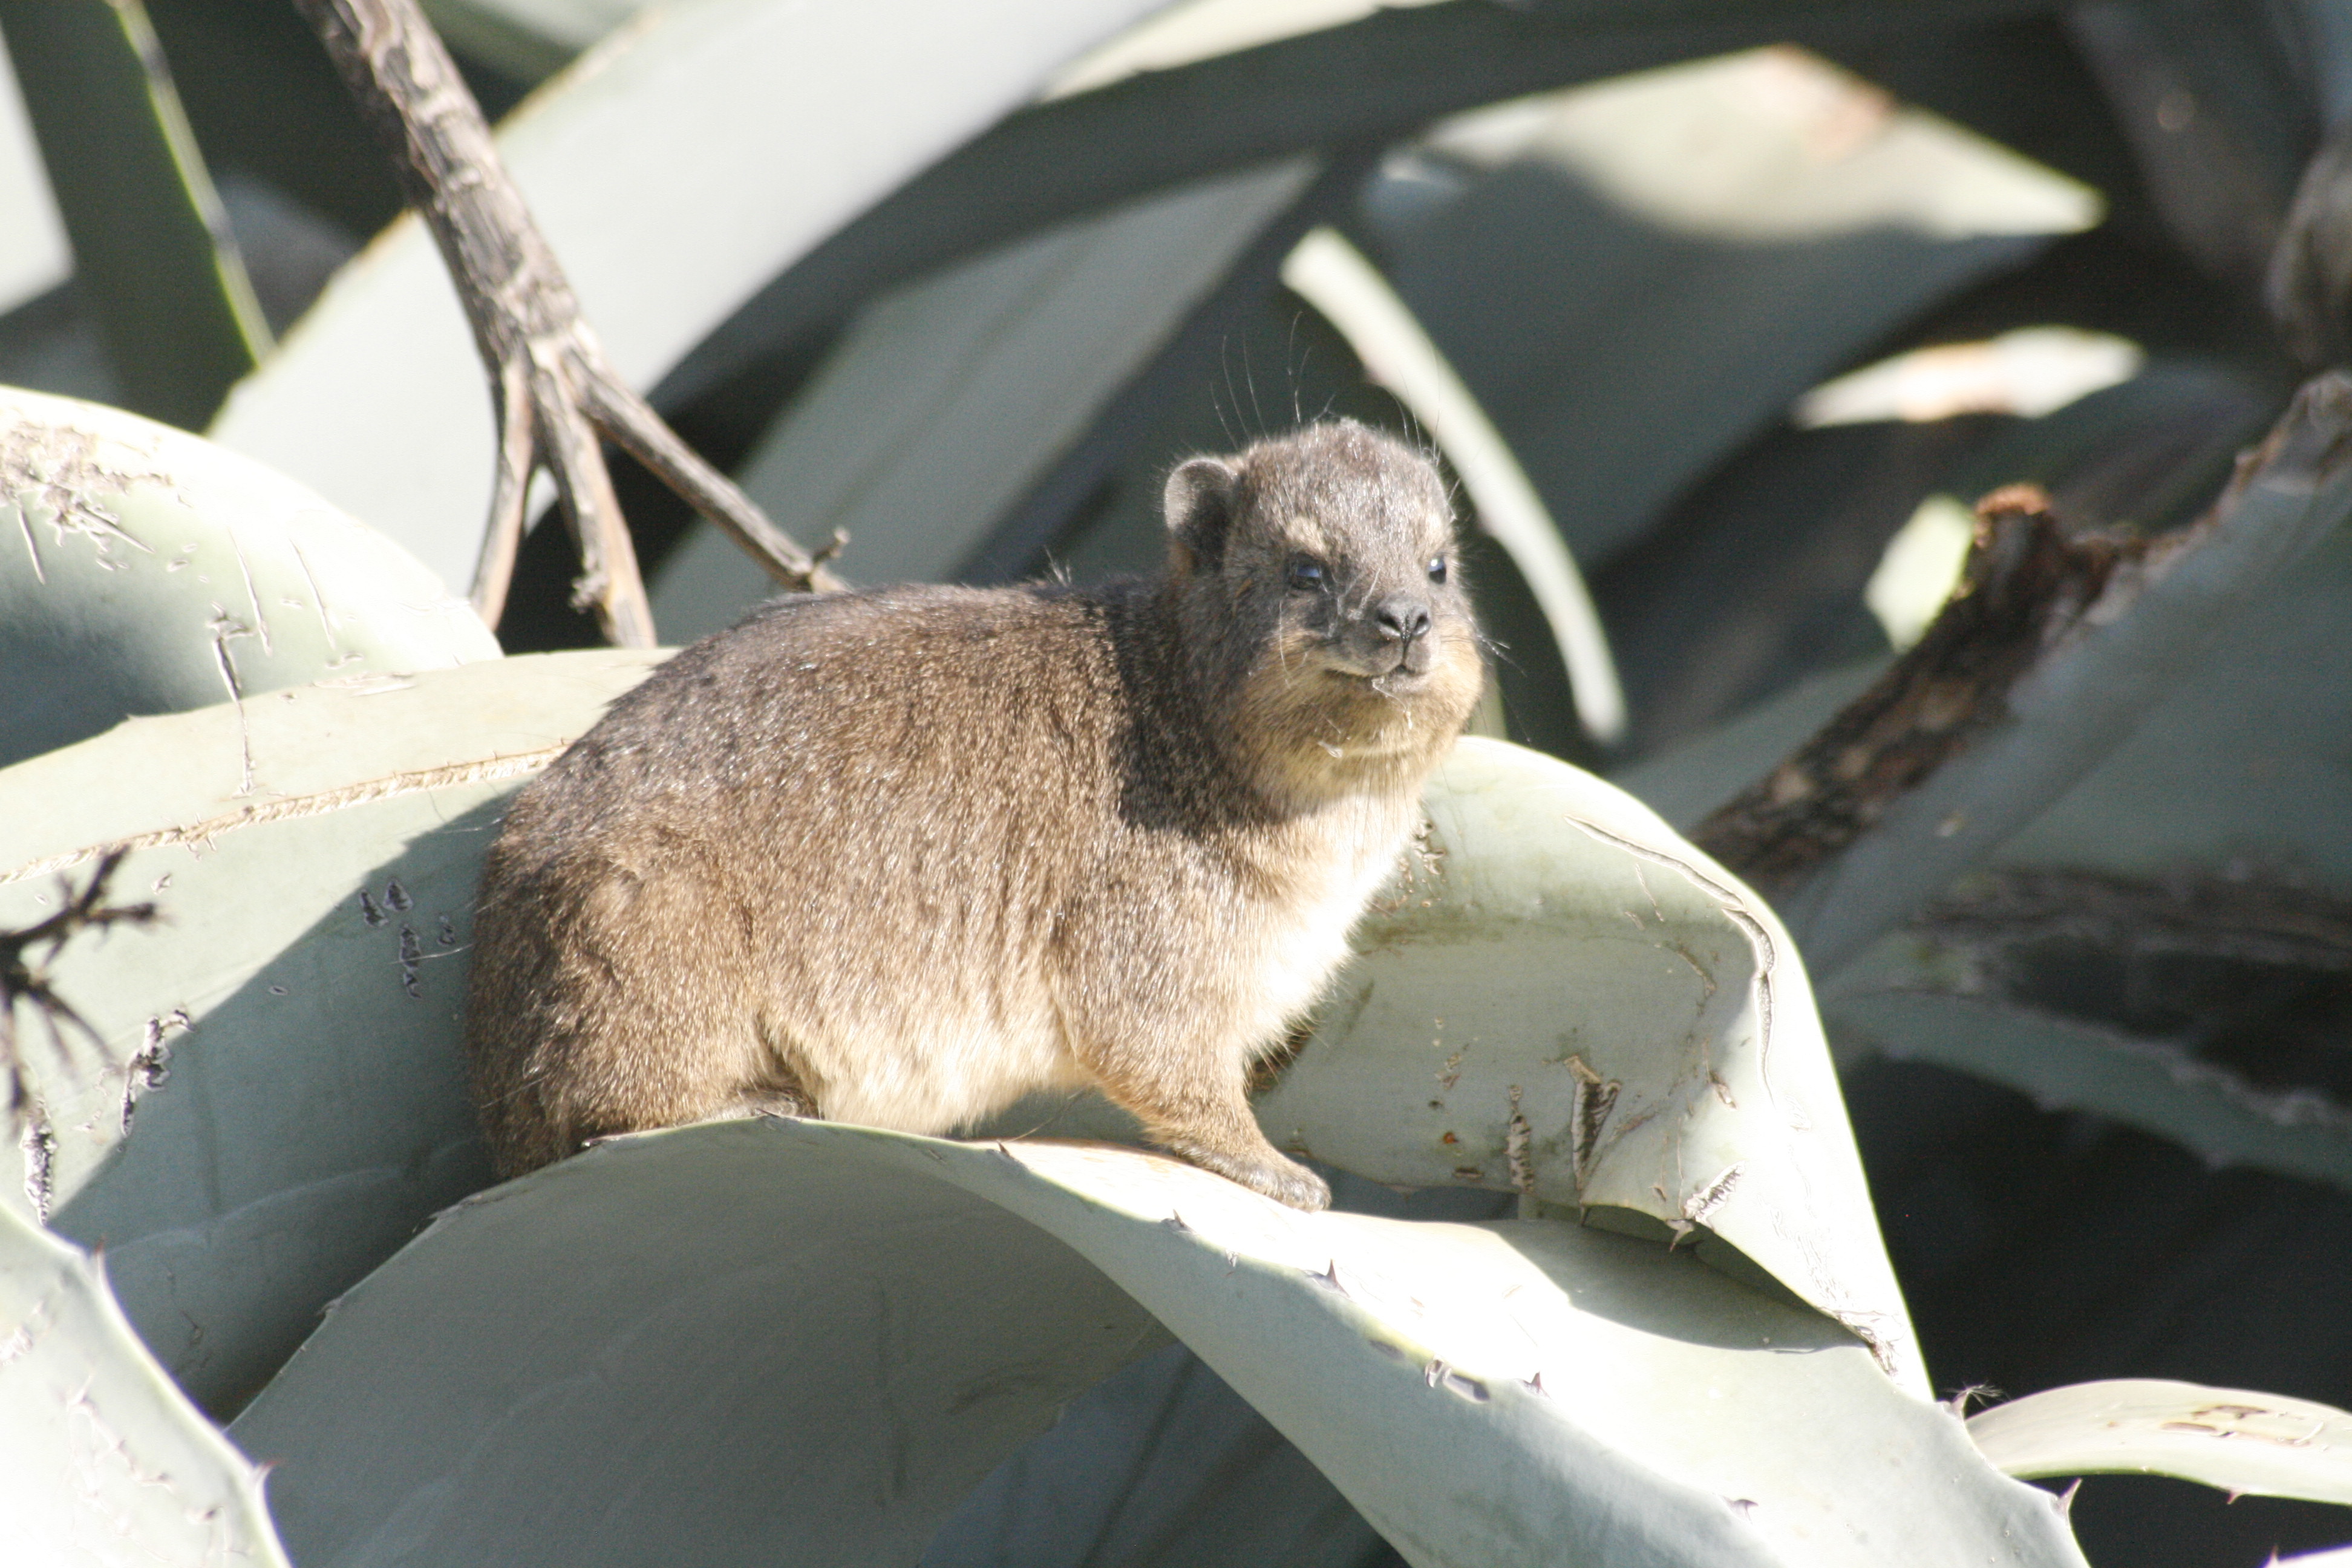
1;849;156;1119
291;0;844;646
1693;367;2352;976
1693;488;2143;893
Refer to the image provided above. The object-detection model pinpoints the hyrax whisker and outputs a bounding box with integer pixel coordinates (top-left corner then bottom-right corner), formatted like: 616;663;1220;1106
463;420;1485;1211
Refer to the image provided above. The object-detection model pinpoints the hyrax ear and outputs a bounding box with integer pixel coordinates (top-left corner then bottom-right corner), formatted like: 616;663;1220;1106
1163;456;1238;576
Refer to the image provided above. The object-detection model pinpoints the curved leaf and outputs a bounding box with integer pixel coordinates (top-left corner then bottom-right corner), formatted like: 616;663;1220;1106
0;650;658;1412
1968;1379;2352;1505
233;1119;2088;1568
0;1200;289;1566
1258;735;1926;1394
0;385;498;769
1826;990;2352;1197
0;0;270;427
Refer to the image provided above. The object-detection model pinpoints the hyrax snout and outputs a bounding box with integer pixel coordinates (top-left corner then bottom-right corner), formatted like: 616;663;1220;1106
463;419;1485;1210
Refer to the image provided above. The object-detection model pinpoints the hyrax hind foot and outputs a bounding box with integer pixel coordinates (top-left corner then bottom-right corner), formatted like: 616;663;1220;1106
1162;1137;1332;1212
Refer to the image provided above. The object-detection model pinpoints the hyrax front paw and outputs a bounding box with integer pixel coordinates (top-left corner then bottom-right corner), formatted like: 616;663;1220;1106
1165;1139;1331;1211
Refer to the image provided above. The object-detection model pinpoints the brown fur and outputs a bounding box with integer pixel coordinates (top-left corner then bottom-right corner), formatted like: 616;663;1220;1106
463;420;1484;1209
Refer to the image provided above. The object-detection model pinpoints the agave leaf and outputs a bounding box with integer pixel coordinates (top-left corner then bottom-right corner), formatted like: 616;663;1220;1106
683;0;2087;408
0;0;270;428
0;385;499;769
232;1118;2088;1568
1811;489;2352;1187
1762;373;2352;975
0;650;659;1413
1378;46;2099;573
1258;735;1926;1395
650;159;1318;639
0;644;1921;1419
0;1198;289;1566
0;27;71;318
1968;1379;2352;1505
207;0;1183;590
1824;990;2352;1197
419;0;639;83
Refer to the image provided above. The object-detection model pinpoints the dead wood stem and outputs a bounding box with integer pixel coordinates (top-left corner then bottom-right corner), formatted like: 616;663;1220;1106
290;0;844;646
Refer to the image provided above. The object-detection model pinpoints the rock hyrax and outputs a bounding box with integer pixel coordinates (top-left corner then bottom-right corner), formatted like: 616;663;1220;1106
463;419;1485;1209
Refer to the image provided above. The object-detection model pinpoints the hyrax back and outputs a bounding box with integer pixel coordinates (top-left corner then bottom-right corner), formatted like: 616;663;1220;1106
464;420;1483;1209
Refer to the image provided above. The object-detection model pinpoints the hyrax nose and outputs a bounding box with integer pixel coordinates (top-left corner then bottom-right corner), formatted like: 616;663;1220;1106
1373;595;1432;644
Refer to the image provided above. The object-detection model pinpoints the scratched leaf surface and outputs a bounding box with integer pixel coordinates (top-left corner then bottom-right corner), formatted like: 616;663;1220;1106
230;1117;2089;1568
0;1199;290;1566
1256;736;1925;1395
0;385;499;771
0;650;659;1414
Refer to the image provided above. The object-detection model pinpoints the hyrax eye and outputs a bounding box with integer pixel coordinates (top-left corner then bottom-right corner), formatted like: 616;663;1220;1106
1286;555;1329;593
1427;555;1449;585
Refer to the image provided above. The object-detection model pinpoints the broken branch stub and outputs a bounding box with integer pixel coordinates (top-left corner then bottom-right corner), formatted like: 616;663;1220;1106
1693;486;2143;893
290;0;843;646
1696;371;2352;975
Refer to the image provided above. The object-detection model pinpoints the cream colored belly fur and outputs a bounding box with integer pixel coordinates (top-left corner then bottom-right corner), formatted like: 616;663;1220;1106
783;802;1417;1137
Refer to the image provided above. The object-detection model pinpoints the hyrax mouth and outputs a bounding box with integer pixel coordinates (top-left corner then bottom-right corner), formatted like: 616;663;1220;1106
1316;636;1437;684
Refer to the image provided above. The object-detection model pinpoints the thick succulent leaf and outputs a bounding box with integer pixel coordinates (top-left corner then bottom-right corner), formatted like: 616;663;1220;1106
650;159;1316;639
0;26;71;317
1810;464;2352;1186
419;0;640;82
685;0;2086;408
1769;373;2352;975
207;0;1181;590
230;1122;1165;1568
0;0;269;428
1980;515;2352;899
1379;45;2097;573
1968;1379;2352;1504
0;1199;289;1566
1256;736;1926;1394
0;650;659;1413
0;385;498;769
234;1118;2088;1568
1824;990;2352;1196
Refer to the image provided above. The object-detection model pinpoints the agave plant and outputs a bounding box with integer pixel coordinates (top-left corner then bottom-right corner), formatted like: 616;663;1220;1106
4;1;2352;1565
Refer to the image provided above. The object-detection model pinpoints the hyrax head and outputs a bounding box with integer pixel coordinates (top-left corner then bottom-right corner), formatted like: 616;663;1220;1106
1163;420;1485;776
